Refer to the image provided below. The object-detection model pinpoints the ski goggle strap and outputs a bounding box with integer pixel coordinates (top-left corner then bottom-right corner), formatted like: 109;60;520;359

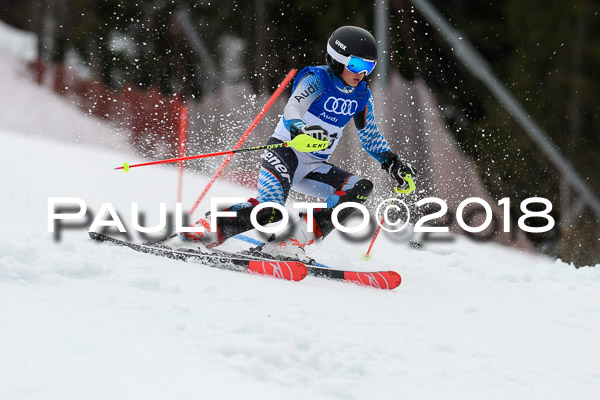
327;43;377;75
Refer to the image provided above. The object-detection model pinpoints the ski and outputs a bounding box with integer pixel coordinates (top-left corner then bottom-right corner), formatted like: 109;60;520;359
89;232;401;290
213;247;402;290
306;266;401;290
88;232;307;282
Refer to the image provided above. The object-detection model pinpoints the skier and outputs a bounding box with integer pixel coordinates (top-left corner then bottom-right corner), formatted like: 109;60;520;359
170;25;417;262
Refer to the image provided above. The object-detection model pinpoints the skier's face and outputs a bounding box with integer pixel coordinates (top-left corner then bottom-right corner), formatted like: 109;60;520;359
341;68;365;87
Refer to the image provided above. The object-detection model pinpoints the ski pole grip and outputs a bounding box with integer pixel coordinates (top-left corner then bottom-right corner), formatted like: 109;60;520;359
394;174;416;194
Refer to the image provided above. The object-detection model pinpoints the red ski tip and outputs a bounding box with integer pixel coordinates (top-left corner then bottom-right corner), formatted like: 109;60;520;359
388;271;402;288
247;260;308;281
343;270;402;290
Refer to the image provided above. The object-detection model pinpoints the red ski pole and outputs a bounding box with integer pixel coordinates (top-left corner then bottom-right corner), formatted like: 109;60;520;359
363;175;416;260
363;194;400;261
114;134;328;172
177;105;188;203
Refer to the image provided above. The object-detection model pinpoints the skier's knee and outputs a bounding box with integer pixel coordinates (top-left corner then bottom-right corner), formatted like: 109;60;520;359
353;178;373;202
216;202;283;239
255;205;284;225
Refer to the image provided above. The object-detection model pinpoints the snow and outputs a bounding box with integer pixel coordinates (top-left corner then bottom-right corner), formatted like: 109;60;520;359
1;21;600;400
0;21;129;150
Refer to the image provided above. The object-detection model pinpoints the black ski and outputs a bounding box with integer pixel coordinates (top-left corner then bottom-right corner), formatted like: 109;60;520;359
88;231;307;281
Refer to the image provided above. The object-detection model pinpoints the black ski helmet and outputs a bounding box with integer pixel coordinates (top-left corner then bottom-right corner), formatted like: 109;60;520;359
326;26;378;76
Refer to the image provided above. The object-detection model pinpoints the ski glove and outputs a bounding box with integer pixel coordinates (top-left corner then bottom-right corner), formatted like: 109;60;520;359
381;153;417;192
290;123;328;142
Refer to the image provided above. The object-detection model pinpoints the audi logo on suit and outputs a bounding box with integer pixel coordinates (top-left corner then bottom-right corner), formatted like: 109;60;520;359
324;97;358;116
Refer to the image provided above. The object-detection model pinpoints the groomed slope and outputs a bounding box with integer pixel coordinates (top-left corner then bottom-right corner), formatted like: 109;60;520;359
1;129;599;400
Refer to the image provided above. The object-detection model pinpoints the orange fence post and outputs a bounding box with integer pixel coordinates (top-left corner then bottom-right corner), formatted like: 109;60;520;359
177;104;188;203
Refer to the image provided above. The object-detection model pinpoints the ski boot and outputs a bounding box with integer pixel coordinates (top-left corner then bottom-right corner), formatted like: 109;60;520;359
252;216;318;265
165;217;225;251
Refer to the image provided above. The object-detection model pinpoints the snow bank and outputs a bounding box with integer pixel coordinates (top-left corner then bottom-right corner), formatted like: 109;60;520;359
0;21;129;150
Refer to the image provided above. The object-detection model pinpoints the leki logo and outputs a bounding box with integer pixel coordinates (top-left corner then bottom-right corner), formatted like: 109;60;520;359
324;97;358;116
306;142;328;149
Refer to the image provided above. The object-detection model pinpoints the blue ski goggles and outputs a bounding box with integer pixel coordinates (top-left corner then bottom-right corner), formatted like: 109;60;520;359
327;43;377;75
345;55;377;75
